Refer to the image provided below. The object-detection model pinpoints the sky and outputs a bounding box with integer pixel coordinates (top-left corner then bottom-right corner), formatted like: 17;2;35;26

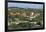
8;2;43;9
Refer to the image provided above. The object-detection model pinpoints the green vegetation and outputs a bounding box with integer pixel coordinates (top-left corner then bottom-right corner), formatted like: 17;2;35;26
8;7;43;29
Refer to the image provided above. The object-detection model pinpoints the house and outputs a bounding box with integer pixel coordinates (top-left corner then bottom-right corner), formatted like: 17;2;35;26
30;12;34;16
30;22;37;24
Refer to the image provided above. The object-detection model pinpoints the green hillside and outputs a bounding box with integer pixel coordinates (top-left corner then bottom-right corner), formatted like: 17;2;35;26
8;7;43;30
